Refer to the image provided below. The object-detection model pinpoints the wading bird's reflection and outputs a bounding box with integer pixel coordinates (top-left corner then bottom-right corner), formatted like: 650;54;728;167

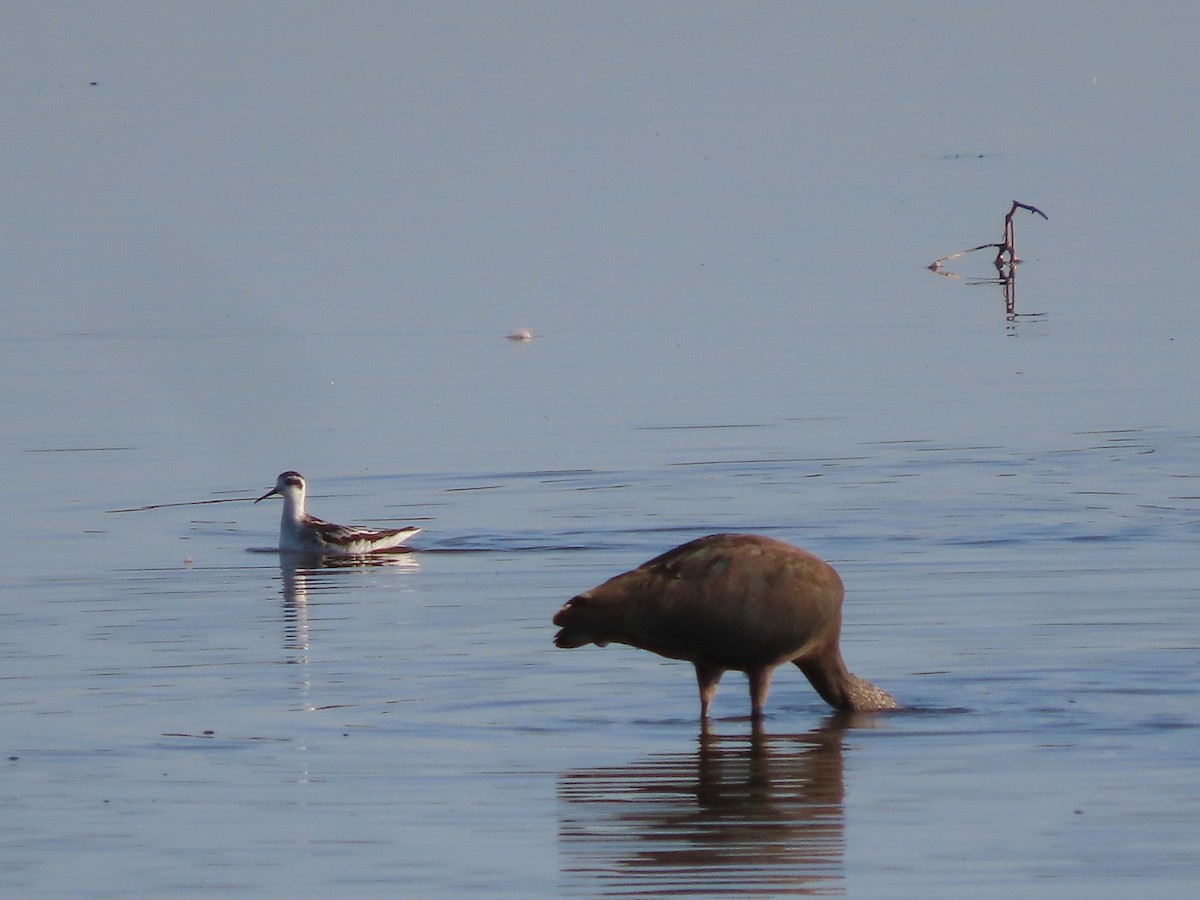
558;716;874;896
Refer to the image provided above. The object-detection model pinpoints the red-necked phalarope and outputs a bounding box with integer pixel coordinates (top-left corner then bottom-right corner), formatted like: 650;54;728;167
255;471;421;555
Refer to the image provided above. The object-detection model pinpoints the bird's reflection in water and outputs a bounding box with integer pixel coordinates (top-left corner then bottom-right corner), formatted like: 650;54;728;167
275;552;420;664
279;559;311;662
559;716;872;896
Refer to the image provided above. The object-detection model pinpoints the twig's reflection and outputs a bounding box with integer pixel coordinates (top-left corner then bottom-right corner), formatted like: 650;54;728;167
558;715;873;895
976;263;1034;322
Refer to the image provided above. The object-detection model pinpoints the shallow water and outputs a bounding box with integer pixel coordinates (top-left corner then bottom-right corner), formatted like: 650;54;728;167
5;433;1198;896
4;4;1200;897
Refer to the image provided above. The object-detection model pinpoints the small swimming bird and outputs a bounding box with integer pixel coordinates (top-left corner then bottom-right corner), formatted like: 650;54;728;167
553;534;898;720
254;471;421;555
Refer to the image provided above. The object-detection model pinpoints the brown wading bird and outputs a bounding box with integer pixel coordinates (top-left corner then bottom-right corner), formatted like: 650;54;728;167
553;534;899;720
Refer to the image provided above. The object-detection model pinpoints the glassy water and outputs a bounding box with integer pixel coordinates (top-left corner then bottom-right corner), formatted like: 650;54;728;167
4;4;1199;897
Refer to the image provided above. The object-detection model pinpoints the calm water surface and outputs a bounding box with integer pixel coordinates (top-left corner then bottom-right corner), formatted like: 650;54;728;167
4;429;1198;896
4;4;1200;897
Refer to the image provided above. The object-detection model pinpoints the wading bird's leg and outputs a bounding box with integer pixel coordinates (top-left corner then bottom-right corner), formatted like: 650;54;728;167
694;662;725;721
748;667;774;721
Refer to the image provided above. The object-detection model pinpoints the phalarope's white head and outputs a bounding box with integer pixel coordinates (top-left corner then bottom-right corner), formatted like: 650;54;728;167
254;471;421;555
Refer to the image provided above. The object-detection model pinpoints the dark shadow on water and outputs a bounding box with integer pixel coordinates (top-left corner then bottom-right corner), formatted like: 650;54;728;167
557;716;865;896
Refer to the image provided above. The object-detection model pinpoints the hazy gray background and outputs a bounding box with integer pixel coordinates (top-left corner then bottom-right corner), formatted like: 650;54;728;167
6;2;1198;496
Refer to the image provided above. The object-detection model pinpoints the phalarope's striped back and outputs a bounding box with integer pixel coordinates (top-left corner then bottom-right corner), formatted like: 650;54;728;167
255;471;421;555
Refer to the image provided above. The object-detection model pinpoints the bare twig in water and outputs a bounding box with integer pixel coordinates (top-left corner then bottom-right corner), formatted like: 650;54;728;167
929;200;1047;274
929;201;1048;320
928;243;1003;276
996;201;1048;269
